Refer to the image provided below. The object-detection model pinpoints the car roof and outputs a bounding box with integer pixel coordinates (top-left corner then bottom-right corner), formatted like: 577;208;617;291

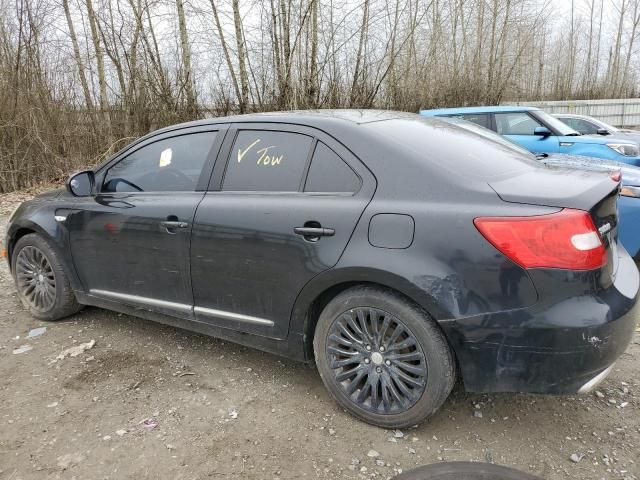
106;109;461;171
419;105;540;115
151;109;414;136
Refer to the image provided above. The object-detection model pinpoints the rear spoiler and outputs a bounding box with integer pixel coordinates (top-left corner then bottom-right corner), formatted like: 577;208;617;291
489;167;620;210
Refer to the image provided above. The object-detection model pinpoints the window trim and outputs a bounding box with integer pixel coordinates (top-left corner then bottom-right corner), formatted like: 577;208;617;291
96;127;226;195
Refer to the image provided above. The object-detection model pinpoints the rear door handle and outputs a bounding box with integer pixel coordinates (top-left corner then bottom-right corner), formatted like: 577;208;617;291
293;227;335;237
160;221;189;229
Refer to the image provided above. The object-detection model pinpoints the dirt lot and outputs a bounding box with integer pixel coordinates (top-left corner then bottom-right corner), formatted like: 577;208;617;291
0;189;639;480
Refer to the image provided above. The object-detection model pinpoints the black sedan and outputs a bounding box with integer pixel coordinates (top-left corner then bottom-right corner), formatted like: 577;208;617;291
5;111;639;428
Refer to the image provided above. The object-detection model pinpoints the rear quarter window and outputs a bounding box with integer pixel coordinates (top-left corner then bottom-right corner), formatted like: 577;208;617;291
304;142;361;193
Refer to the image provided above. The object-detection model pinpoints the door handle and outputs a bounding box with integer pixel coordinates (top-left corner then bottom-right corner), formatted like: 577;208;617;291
160;220;189;229
294;227;335;238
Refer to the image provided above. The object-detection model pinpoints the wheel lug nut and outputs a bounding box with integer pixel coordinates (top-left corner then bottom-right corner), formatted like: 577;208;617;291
385;360;391;366
365;345;372;351
376;367;382;373
379;346;385;352
364;358;370;364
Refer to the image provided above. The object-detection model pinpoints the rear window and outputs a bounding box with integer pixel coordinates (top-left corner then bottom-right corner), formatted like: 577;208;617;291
367;117;540;180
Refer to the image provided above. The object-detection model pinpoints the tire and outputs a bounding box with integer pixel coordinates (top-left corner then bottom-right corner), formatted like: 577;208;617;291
11;233;82;321
394;462;543;480
313;286;455;428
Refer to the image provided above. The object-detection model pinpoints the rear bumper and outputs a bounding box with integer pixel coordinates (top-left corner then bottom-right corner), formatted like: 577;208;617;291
440;252;639;394
577;364;614;394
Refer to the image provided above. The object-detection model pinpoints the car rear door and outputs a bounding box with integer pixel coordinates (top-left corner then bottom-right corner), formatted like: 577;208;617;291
190;123;375;338
66;127;225;318
494;111;560;153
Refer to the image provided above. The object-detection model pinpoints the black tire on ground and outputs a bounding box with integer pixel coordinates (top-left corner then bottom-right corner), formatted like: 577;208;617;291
393;462;543;480
11;233;82;321
313;285;455;428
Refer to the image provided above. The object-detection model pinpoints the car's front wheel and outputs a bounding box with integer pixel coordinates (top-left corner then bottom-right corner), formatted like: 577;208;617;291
313;286;455;428
11;233;82;321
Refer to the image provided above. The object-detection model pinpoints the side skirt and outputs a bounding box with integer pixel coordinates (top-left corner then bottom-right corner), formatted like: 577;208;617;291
74;291;307;362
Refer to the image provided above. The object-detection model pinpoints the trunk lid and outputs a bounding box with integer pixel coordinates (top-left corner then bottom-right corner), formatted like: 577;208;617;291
489;167;619;210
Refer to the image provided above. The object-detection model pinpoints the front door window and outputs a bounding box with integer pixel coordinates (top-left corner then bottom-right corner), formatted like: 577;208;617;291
495;112;545;135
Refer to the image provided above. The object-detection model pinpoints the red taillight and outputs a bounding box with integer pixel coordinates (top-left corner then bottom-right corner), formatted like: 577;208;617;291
474;208;607;270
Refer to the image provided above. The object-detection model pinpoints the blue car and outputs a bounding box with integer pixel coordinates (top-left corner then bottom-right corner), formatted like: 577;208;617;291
420;106;640;166
544;156;640;259
438;116;640;258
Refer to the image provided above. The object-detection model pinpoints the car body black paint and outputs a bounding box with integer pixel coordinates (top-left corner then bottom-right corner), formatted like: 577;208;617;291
6;110;639;395
66;192;204;313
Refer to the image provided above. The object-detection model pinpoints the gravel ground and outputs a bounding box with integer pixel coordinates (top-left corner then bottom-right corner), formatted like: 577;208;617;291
0;189;639;480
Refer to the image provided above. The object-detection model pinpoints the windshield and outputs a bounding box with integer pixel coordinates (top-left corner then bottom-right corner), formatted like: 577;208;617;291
534;110;581;136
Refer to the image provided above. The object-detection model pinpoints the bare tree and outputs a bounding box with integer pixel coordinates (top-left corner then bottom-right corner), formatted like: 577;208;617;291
1;0;639;193
62;0;93;111
176;0;197;115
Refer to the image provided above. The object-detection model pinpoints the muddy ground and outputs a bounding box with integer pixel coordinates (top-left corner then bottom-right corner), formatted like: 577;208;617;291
0;188;639;480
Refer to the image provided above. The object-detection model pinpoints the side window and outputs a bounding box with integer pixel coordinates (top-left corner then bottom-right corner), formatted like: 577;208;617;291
223;130;312;192
304;142;361;194
562;118;599;134
448;113;490;129
495;112;544;135
103;132;217;192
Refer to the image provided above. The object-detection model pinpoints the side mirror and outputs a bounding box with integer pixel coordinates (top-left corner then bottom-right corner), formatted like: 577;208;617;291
66;170;95;197
596;128;610;136
533;127;552;137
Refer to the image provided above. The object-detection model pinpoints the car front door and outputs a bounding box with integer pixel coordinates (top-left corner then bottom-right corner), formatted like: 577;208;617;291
189;124;375;338
66;128;225;318
494;111;560;153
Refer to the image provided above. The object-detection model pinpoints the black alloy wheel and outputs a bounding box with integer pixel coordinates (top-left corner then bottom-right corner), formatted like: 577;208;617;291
11;233;82;321
15;245;57;312
326;307;428;414
314;286;455;428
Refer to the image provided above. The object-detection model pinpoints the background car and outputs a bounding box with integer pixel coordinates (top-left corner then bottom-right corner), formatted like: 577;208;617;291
5;111;639;429
554;113;640;142
420;106;640;165
439;116;640;259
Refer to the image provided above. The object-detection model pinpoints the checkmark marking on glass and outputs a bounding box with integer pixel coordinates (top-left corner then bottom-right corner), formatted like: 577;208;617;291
237;139;261;162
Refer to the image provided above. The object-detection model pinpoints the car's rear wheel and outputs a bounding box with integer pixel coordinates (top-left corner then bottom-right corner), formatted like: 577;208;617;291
11;233;82;321
313;286;455;428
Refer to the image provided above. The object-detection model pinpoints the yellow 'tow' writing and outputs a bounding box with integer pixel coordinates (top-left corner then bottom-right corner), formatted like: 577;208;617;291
237;138;284;167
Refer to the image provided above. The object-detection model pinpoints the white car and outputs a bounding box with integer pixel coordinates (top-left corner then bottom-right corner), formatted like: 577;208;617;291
554;113;640;142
